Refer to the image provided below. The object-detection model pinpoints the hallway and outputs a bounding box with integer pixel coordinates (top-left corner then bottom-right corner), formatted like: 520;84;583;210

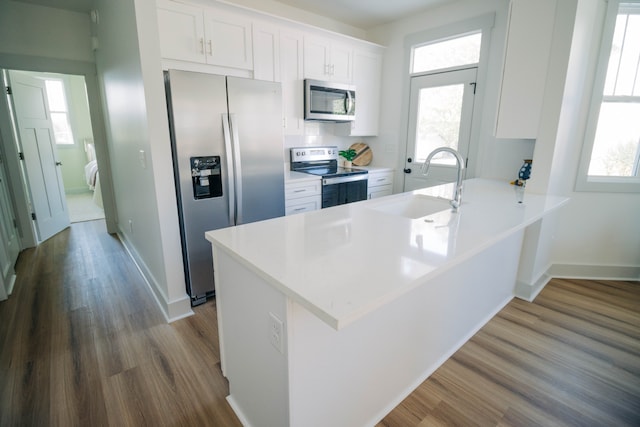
0;220;240;426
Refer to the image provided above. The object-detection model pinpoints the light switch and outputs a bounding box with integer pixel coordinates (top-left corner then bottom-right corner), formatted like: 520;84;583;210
139;149;146;169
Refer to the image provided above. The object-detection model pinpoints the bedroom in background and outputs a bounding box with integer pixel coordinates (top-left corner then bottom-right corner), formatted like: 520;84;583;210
7;70;104;226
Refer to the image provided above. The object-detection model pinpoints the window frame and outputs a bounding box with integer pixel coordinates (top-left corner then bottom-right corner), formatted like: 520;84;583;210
44;77;76;146
576;0;640;193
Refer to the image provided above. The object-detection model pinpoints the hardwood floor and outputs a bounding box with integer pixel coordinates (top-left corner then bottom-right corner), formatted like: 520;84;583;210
1;220;638;426
0;220;240;426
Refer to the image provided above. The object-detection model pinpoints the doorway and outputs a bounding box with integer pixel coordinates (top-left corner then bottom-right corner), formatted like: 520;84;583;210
2;69;104;243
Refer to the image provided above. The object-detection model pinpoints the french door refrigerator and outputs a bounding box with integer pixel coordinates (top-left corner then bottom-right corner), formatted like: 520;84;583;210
164;69;285;306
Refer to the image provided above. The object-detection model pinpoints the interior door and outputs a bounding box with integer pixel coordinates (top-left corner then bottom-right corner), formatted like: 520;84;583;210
403;67;477;192
0;149;19;297
8;71;70;242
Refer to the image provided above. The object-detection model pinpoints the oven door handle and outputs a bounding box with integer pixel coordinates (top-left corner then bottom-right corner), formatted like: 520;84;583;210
323;174;368;186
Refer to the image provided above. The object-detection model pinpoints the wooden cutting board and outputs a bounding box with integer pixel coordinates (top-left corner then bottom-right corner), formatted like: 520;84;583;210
350;142;372;166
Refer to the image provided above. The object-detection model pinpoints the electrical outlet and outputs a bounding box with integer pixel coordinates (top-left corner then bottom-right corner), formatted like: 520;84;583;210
268;312;284;354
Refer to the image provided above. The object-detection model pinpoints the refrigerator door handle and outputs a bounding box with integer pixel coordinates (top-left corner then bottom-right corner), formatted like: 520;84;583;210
228;113;243;224
222;114;236;225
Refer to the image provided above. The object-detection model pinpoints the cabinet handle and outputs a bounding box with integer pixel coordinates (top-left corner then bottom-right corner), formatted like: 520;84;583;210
294;207;306;211
207;40;213;55
199;38;204;54
376;178;385;182
331;64;335;75
293;189;306;193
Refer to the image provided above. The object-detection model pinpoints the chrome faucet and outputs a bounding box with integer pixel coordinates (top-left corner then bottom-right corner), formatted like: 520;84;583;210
420;147;465;211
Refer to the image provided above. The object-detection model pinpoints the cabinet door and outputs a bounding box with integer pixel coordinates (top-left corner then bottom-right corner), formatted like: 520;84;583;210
253;22;280;82
495;0;556;138
203;10;253;69
350;49;382;135
280;31;304;135
303;36;331;80
330;43;353;83
157;0;206;64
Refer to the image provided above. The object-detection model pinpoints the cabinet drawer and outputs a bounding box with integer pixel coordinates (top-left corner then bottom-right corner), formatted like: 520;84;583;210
368;172;393;188
285;195;321;215
285;180;321;199
368;185;392;200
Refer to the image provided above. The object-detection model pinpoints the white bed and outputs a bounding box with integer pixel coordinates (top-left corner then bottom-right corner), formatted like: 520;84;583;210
84;142;103;208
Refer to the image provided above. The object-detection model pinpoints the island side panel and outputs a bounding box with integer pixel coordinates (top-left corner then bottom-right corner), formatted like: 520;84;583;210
212;246;290;427
288;230;525;427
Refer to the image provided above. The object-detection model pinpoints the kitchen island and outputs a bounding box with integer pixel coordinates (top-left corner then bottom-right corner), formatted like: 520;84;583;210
205;179;568;427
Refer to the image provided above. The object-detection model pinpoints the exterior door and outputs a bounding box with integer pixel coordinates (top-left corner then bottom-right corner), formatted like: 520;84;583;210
8;71;70;242
403;67;477;192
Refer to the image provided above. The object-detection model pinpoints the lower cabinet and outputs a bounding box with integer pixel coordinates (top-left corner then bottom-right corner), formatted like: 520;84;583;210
285;179;321;215
367;170;393;199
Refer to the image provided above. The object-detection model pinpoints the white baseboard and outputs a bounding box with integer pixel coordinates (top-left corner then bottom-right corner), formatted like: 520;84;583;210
515;263;639;303
117;232;193;323
549;263;640;281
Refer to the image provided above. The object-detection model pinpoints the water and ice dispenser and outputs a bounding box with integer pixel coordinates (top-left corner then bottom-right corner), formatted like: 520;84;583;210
190;156;222;199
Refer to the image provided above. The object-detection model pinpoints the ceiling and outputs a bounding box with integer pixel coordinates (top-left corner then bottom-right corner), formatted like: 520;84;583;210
11;0;455;29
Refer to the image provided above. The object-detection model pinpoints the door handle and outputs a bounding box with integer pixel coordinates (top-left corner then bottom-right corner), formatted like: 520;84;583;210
55;161;62;166
403;168;411;174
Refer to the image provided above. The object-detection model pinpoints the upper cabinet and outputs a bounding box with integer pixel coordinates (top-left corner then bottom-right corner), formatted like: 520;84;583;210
157;0;253;70
280;31;305;136
155;0;383;136
350;49;383;136
495;0;556;139
252;21;280;82
303;36;353;83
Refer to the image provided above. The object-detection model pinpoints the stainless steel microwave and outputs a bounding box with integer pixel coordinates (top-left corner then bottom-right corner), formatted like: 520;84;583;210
304;79;355;122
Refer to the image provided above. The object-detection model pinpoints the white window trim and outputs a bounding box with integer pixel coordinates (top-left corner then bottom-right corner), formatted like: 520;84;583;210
576;0;640;193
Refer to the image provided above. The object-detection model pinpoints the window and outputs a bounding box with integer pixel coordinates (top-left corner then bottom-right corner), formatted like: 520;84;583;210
578;1;640;192
411;31;482;74
44;79;75;145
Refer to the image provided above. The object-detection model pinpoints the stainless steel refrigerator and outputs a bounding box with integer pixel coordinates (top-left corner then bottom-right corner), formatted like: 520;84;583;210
164;69;285;306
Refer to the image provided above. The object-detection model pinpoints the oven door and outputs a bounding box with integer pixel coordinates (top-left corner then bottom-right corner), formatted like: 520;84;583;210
322;175;367;208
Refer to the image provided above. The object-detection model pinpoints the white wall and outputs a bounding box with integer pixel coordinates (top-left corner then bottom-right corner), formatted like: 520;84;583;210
0;1;92;63
93;0;191;320
545;0;640;274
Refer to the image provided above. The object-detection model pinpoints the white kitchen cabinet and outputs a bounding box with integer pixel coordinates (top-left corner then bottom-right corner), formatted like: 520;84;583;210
303;36;353;83
280;30;304;135
156;0;253;70
337;48;383;136
252;21;279;82
285;178;321;215
495;0;557;139
367;170;393;199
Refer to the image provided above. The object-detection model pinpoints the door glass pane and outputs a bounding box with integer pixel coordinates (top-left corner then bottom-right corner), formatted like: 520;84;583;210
414;83;464;165
588;102;640;176
412;32;481;74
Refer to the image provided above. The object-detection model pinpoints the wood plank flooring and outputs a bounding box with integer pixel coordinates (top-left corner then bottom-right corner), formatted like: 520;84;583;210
1;220;638;426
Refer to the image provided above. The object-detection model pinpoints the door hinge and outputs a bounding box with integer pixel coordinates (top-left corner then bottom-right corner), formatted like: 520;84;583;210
13;218;18;229
31;212;36;221
18;152;24;161
5;86;12;95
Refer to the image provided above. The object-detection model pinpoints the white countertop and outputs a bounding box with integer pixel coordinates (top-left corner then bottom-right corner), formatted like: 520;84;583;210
206;179;568;330
285;170;320;183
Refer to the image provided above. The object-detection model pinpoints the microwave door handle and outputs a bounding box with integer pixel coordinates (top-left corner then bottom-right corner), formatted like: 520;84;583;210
222;114;236;225
346;90;354;115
